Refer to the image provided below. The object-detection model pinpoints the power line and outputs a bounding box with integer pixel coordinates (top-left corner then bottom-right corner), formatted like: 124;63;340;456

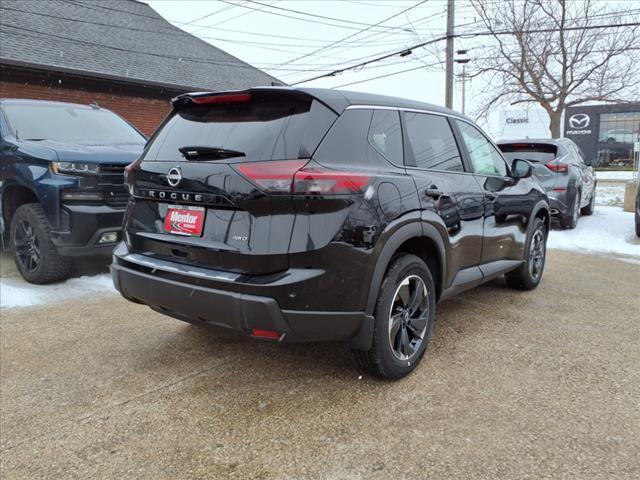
180;4;238;29
0;5;420;51
190;0;277;32
271;0;431;69
331;61;442;88
223;0;414;32
292;21;640;85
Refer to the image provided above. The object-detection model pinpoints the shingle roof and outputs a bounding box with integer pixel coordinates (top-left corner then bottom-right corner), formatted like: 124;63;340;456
0;0;281;91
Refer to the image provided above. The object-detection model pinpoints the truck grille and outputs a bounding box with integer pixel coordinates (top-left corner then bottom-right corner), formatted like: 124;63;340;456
99;164;128;206
104;187;129;207
98;164;126;186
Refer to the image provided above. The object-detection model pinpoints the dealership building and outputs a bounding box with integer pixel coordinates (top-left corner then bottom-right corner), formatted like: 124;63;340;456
564;103;640;167
0;0;280;135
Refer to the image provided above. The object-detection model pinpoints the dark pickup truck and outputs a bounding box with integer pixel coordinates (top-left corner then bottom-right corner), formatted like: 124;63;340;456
0;99;146;283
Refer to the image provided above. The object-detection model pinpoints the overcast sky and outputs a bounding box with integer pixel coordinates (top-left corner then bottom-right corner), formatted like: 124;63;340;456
146;1;472;102
143;0;621;138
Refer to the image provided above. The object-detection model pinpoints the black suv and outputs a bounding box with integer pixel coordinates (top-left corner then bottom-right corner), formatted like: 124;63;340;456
112;88;549;379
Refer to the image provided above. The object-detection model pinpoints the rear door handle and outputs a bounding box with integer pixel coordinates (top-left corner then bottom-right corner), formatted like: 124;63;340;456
425;188;449;199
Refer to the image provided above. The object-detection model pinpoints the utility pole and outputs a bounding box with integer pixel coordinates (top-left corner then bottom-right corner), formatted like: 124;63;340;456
445;0;454;109
455;50;470;114
461;64;466;114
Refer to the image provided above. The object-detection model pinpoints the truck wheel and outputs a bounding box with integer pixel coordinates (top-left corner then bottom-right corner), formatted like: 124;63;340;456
353;254;435;380
561;190;580;229
505;218;547;290
11;203;71;284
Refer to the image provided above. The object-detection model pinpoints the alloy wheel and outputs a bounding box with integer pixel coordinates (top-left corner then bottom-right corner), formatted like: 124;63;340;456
388;275;429;361
528;229;545;280
14;219;41;273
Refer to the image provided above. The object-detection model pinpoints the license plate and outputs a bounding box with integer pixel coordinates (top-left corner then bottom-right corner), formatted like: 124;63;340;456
164;205;205;236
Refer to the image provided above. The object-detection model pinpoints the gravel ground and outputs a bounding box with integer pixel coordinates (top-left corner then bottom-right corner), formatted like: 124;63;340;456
1;250;639;479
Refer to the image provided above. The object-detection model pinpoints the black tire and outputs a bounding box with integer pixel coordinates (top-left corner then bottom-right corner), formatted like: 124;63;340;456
580;187;595;215
505;218;547;291
10;203;71;284
561;190;580;229
354;254;436;380
635;214;640;238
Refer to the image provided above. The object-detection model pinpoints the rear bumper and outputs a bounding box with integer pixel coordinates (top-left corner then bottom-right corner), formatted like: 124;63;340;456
111;244;373;347
546;190;572;216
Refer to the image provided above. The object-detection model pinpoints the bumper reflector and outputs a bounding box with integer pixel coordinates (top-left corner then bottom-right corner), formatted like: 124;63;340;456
251;329;282;340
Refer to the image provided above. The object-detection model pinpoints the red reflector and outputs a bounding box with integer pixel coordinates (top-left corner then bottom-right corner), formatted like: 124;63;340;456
191;93;252;104
293;167;370;195
251;329;281;339
235;160;307;193
553;187;567;192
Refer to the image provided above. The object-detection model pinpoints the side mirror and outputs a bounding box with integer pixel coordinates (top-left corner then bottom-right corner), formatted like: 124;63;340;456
511;158;533;179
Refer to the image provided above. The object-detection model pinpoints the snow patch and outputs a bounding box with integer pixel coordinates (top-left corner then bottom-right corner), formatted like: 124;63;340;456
1;274;116;309
596;183;626;207
547;206;640;257
595;171;637;182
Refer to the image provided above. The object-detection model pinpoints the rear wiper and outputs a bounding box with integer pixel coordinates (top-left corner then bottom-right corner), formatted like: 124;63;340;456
179;146;246;160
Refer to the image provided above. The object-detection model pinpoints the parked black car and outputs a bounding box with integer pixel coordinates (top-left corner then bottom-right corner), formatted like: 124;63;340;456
0;99;146;283
497;138;596;229
112;88;549;379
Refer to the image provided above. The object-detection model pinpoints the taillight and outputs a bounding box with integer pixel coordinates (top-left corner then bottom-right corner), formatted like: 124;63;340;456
545;158;568;173
234;160;371;195
235;160;307;194
293;166;370;195
191;93;251;105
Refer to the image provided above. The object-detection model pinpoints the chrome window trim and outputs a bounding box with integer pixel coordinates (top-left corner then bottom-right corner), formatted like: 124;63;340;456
346;104;454;119
344;105;513;178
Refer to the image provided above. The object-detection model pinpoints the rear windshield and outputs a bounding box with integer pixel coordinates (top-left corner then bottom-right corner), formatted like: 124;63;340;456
498;143;557;163
2;103;145;146
143;92;336;162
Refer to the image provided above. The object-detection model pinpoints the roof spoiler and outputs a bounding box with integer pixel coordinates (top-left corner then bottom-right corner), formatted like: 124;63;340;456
170;87;344;114
171;87;308;109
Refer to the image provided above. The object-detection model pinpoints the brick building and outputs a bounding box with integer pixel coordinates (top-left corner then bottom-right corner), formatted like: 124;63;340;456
0;0;281;135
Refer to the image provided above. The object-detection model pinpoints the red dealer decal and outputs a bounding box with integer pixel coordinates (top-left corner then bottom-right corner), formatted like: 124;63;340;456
164;205;205;236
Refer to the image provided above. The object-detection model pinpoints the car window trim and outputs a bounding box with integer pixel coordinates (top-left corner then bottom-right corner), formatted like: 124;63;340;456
400;110;467;173
452;117;512;177
346;105;475;174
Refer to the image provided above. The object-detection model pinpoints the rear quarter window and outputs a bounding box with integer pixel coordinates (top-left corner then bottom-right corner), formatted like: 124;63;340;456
313;109;403;167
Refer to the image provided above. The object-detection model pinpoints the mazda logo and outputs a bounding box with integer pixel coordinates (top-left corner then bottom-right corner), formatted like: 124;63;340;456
166;167;182;187
569;113;590;129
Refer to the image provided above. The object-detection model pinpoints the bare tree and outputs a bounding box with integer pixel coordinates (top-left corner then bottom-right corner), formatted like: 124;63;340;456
470;0;640;137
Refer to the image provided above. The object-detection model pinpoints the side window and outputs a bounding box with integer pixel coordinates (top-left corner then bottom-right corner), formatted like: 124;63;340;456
367;110;402;165
455;120;507;176
314;109;401;167
404;112;464;171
